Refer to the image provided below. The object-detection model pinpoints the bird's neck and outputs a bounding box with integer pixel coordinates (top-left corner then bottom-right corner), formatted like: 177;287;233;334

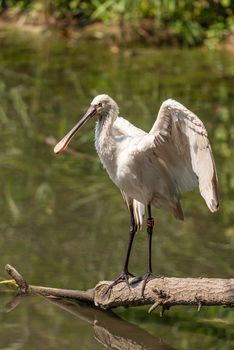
95;109;118;161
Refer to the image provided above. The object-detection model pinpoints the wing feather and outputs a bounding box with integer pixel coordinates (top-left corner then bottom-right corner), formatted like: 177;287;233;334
150;99;219;212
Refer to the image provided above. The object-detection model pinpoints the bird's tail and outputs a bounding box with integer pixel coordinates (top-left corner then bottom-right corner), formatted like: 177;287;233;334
173;202;184;221
121;190;145;231
133;199;145;231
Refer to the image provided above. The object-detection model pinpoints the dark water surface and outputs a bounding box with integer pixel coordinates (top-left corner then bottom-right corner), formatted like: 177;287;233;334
0;29;233;349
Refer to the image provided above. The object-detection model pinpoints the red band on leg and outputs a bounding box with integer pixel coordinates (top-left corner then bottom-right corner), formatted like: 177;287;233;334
147;218;154;228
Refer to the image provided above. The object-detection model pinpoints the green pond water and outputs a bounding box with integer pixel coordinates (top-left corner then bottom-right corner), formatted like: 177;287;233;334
0;29;233;349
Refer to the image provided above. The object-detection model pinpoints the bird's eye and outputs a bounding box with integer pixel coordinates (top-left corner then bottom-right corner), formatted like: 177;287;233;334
98;102;103;108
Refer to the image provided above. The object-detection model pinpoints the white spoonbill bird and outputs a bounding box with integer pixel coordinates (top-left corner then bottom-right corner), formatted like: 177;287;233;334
54;95;219;292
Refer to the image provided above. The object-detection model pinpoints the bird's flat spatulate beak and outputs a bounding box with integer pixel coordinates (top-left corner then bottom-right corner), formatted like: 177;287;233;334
54;106;96;154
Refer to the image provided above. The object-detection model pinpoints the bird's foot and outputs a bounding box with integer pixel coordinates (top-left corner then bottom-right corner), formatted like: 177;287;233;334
104;271;135;296
139;272;157;297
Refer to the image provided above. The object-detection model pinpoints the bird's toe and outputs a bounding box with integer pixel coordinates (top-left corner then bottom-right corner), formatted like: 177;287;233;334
104;271;135;296
139;272;158;297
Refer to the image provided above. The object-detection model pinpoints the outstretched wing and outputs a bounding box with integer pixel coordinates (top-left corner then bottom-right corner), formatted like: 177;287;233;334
149;99;219;212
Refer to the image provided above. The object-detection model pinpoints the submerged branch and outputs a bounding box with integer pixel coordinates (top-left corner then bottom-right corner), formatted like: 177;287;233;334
4;264;234;313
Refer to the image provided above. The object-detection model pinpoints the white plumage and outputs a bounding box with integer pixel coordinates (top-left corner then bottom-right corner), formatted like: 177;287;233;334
54;94;219;290
91;96;218;226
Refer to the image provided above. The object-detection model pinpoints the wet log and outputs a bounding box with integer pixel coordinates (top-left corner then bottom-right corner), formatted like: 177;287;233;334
4;264;234;313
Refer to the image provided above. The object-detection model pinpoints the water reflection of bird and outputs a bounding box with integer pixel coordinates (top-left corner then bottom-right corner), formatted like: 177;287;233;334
54;95;219;293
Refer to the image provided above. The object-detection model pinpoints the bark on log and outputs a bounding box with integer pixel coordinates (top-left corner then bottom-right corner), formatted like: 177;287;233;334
94;277;234;312
4;264;234;313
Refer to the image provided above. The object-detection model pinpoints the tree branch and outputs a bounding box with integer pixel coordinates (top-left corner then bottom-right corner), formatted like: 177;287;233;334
94;277;234;311
4;264;234;313
5;264;94;302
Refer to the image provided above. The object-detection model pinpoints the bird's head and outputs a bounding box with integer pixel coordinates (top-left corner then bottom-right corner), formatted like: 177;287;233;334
91;94;118;117
54;94;118;154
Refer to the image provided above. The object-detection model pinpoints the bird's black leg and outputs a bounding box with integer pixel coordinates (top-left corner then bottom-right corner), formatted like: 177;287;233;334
105;203;137;294
141;204;157;296
122;217;137;278
147;205;154;274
